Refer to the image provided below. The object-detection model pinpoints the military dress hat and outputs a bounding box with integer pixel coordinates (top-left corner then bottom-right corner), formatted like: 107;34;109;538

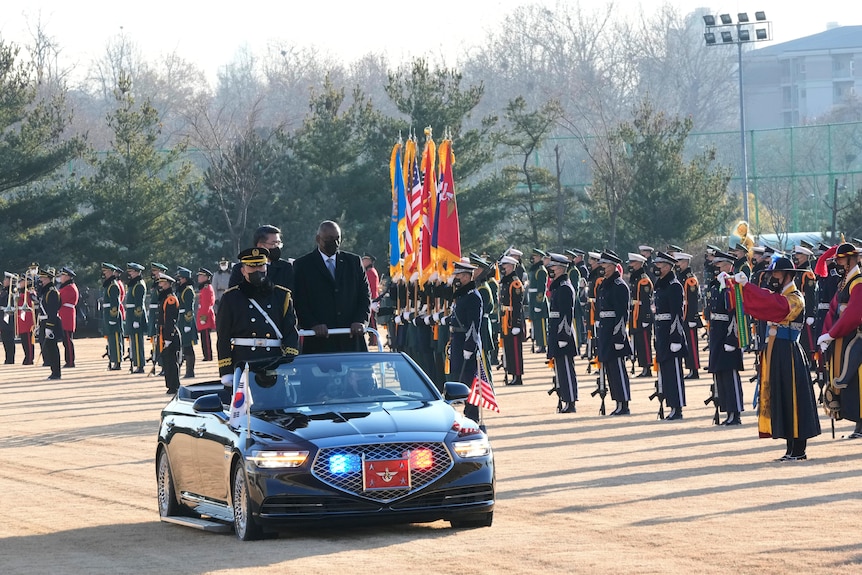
638;245;654;253
38;267;56;277
672;252;693;261
59;266;76;277
499;255;518;266
176;266;193;279
598;251;622;265
238;247;270;266
752;245;766;255
151;262;168;271
197;267;213;277
834;242;858;259
654;251;678;265
667;244;683;253
101;262;116;271
567;248;585;257
793;245;813;257
469;253;492;269
505;248;523;258
531;248;548;258
156;272;175;283
547;252;570;267
362;253;376;262
587;251;601;260
126;262;144;272
627;253;647;264
711;250;735;264
800;239;815;250
767;257;806;273
453;261;477;274
706;244;721;254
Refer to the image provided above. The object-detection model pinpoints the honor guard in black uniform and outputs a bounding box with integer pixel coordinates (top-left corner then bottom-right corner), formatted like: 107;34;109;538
546;253;578;413
0;273;16;364
627;253;654;378
708;251;745;425
100;263;123;371
446;261;483;422
124;263;148;373
155;273;181;394
596;251;633;415
175;267;198;379
217;247;299;387
584;251;605;371
469;254;497;380
498;255;525;385
674;252;702;380
638;245;656;283
527;249;549;353
566;249;588;353
38;268;62;380
791;244;818;367
653;251;687;420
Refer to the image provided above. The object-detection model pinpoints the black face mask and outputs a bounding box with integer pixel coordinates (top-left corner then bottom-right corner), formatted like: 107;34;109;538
627;266;634;274
547;267;557;279
767;277;783;292
321;240;339;256
248;270;267;286
268;246;281;261
652;266;662;277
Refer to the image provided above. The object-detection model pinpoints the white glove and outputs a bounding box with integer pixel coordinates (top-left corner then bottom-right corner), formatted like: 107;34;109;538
221;374;233;385
614;343;624;350
440;315;448;326
724;344;736;352
463;350;474;359
642;321;651;327
370;301;380;312
45;328;54;340
394;315;402;325
108;321;117;326
688;322;697;328
163;340;173;347
133;321;140;329
183;326;191;333
401;310;411;320
716;271;730;285
423;315;432;325
534;307;542;313
806;317;814;326
557;341;568;348
733;272;748;285
433;311;442;322
670;342;682;353
817;332;834;352
578;278;587;288
512;327;521;335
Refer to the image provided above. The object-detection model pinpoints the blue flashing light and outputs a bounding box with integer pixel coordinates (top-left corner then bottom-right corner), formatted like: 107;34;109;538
329;453;361;474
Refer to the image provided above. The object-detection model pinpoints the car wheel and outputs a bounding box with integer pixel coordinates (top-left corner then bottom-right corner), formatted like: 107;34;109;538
232;463;263;541
157;449;180;517
449;511;493;529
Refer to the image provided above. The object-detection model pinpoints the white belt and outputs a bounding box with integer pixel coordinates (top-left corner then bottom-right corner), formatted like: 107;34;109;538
501;306;512;311
124;304;136;308
149;304;159;309
231;337;280;348
655;313;672;321
63;303;76;308
710;313;729;321
549;312;560;318
818;303;830;310
599;311;616;318
179;308;187;313
528;288;538;293
38;314;48;320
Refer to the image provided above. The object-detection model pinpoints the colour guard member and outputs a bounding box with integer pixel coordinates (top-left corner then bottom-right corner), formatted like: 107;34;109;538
469;254;497;379
197;268;216;362
566;249;589;353
100;263;123;371
653;251;687;420
57;267;78;368
16;275;35;365
0;273;16;364
148;263;168;373
124;263;148;373
546;253;578;413
363;253;380;347
527;248;549;354
446;261;483;421
596;251;633;415
584;251;605;371
731;257;820;460
37;267;62;380
674;252;702;380
217;247;299;386
498;255;525;385
707;251;745;425
175;267;198;378
155;273;181;394
628;253;654;378
731;242;752;277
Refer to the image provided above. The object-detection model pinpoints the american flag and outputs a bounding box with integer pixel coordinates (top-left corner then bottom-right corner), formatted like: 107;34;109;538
467;357;500;413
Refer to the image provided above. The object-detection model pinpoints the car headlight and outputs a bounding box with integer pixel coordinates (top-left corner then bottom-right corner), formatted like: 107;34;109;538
248;450;309;468
452;438;491;458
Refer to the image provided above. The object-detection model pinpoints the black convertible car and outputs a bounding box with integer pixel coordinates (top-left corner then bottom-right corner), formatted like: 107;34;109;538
156;352;495;540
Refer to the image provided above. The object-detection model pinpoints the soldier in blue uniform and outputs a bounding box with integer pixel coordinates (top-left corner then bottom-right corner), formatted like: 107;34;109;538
565;249;588;355
446;261;483;422
175;267;198;379
707;251;745;425
653;251;687;420
546;253;578;413
124;263;148;373
627;253;654;378
526;249;549;354
596;251;633;416
674;252;702;380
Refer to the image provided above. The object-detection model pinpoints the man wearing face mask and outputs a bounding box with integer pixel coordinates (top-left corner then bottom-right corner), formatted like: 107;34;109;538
628;253;654;378
124;263;148;374
706;251;745;425
197;268;216;362
584;251;605;373
217;247;299;385
100;263;123;371
729;257;820;461
814;242;841;343
546;253;578;413
292;220;371;354
211;257;232;314
653;251;687;420
596;251;633;415
175;267;198;379
498;255;525;385
37;267;62;380
155;273;181;394
674;252;702;380
228;225;294;291
446;261;483;422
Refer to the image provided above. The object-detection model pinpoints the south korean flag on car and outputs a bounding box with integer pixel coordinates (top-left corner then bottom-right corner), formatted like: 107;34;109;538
229;364;253;429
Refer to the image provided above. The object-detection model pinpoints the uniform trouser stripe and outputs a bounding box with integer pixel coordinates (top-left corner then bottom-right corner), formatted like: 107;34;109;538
605;356;631;401
129;332;145;368
107;332;122;362
62;330;75;365
686;327;700;370
659;356;686;407
715;369;744;412
554;356;578;402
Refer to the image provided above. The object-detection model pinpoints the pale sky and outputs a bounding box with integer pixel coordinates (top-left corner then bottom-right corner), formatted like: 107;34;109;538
2;1;860;85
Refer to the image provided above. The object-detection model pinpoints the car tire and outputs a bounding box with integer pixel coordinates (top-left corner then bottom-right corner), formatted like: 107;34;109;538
157;449;180;517
232;462;264;541
449;511;493;529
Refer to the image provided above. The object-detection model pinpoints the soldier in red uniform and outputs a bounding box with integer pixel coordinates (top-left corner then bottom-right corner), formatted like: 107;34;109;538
57;267;79;368
16;275;36;365
363;254;380;346
196;268;216;361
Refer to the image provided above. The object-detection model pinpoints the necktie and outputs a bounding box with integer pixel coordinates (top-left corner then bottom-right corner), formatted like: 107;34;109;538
326;257;336;279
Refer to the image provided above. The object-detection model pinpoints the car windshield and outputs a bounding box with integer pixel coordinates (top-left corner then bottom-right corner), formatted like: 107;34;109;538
240;353;439;411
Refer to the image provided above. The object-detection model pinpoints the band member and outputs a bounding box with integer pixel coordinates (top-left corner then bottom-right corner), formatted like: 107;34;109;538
124;263;148;373
546;253;578;413
37;268;62;380
100;263;123;371
527;249;549;354
16;276;35;365
707;251;745;425
596;251;633;415
197;268;216;361
362;253;380;347
57;267;79;368
732;257;820;461
653;251;687;420
0;273;16;364
498;255;525;385
628;253;653;378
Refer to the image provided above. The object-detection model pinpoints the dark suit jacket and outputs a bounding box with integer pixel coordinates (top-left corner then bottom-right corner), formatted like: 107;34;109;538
292;249;371;353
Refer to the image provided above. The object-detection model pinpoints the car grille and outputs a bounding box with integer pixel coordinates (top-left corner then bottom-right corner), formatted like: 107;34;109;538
389;485;494;510
312;442;453;503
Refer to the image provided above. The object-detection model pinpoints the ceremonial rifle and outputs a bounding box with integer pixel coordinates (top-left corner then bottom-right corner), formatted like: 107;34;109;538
589;364;607;415
816;348;836;439
648;378;665;419
704;379;720;425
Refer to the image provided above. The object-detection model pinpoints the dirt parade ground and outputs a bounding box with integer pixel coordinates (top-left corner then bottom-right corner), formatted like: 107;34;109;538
2;333;861;574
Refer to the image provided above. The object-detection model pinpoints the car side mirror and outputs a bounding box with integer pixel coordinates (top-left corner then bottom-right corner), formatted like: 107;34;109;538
193;393;226;414
443;382;471;403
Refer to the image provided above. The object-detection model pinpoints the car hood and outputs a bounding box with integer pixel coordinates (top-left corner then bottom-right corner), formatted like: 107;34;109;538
255;400;455;443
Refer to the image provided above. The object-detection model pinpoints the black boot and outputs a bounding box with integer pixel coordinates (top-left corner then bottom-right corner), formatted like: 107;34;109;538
723;412;741;426
666;407;683;420
617;401;630;415
684;370;700;380
637;366;652;378
183;349;195;379
507;375;523;386
849;422;862;439
559;402;576;413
